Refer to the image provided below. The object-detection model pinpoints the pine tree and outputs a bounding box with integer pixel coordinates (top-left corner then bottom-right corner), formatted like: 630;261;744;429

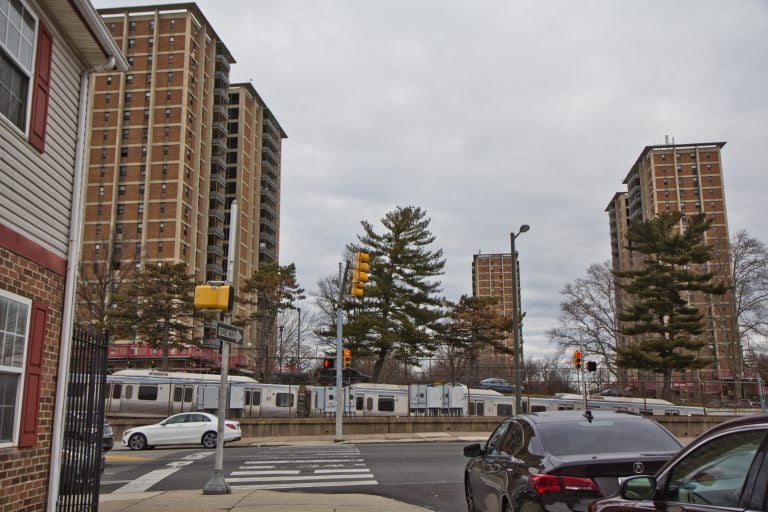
346;206;446;381
108;262;199;370
615;211;727;400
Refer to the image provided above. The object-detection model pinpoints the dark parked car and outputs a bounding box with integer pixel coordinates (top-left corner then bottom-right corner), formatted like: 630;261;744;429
103;419;114;452
464;410;682;512
314;367;371;385
589;413;768;512
478;378;522;393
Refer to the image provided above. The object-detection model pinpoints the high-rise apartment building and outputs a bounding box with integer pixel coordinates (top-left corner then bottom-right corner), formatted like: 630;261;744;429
471;253;518;378
606;141;739;397
79;4;285;371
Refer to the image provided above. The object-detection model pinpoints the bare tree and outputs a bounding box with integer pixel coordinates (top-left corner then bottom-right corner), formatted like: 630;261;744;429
547;261;620;378
76;242;137;332
732;230;768;347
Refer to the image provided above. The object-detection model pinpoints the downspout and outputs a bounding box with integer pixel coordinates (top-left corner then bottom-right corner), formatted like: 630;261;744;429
47;56;116;512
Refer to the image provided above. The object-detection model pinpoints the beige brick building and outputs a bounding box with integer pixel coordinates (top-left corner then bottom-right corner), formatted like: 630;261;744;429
471;253;517;379
607;141;740;398
80;4;285;372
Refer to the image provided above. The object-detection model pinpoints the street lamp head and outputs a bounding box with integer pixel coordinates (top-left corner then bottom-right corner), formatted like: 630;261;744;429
519;224;530;233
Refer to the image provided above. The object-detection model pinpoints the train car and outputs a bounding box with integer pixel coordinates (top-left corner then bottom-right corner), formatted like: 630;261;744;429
465;388;515;417
106;369;257;417
349;383;410;417
527;393;706;416
239;382;316;418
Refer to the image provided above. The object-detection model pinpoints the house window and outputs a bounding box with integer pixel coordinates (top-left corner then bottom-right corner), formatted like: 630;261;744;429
0;0;37;131
0;290;32;446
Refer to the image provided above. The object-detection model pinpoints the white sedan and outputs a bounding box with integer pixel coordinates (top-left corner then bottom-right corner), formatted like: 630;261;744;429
122;412;241;450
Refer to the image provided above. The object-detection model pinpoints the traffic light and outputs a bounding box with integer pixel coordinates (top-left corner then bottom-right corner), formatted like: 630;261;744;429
587;361;597;372
194;282;234;311
343;348;351;368
573;351;582;370
350;251;370;298
322;357;335;369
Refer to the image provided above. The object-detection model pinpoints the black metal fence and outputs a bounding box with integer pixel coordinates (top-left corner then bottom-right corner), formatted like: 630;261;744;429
57;328;109;511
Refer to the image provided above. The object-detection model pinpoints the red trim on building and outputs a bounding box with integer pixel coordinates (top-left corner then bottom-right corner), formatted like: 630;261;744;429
0;223;67;276
18;301;48;448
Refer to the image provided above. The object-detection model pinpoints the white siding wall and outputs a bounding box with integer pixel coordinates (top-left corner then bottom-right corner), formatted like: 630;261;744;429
0;5;85;258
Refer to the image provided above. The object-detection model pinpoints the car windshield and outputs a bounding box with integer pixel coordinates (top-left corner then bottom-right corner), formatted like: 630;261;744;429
536;417;681;456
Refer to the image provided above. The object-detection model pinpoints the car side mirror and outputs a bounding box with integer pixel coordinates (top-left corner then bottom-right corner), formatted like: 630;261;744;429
619;475;656;501
463;443;483;458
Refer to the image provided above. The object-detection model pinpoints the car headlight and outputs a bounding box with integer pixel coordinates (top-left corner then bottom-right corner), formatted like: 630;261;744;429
123;429;133;437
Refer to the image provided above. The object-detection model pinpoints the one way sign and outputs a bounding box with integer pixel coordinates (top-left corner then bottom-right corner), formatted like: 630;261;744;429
216;322;244;345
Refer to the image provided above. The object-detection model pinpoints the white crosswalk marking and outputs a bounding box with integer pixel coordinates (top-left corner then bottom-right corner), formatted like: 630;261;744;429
228;445;378;491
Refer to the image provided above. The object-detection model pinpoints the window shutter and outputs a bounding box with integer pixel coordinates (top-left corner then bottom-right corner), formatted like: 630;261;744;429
29;22;53;153
18;302;48;448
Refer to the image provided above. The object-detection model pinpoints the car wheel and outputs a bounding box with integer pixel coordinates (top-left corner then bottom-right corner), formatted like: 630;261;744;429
202;431;217;449
465;476;477;512
128;433;147;451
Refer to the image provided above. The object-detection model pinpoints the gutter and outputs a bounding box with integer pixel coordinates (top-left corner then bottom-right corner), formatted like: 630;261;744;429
47;55;117;512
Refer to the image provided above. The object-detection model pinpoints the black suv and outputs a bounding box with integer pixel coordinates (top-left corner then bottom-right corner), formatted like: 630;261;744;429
102;419;114;452
314;367;371;385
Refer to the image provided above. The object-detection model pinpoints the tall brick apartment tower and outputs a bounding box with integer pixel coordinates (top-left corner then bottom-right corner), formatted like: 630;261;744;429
606;141;740;399
471;253;518;380
80;4;285;372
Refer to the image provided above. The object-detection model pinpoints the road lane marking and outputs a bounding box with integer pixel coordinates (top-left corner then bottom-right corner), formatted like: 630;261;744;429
244;458;363;464
227;473;373;483
230;470;300;475
112;452;213;494
230;480;378;490
314;468;371;474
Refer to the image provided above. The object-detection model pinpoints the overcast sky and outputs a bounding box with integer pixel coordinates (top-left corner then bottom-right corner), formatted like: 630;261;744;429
95;0;768;359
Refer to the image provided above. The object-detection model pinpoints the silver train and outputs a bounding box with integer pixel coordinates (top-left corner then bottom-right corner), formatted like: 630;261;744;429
104;369;755;419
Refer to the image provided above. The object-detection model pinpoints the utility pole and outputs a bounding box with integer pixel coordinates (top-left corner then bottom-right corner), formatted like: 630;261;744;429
203;200;238;495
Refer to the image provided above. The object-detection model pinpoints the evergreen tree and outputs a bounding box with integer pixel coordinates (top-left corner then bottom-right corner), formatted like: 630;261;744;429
108;262;200;370
615;211;727;400
346;206;446;381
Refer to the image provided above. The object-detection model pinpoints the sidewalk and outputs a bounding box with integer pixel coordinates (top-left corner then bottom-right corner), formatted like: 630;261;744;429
101;431;487;512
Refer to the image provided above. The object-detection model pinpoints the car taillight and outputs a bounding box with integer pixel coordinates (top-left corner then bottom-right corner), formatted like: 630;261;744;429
225;422;237;430
529;474;601;495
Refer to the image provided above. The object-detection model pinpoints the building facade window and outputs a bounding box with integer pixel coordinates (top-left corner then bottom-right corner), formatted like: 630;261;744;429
0;290;32;446
0;0;36;131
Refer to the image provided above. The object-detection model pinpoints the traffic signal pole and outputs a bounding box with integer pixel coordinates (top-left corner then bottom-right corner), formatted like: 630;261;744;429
203;200;238;495
335;261;350;442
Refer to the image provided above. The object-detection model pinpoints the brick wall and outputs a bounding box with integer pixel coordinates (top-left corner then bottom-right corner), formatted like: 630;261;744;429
0;244;65;512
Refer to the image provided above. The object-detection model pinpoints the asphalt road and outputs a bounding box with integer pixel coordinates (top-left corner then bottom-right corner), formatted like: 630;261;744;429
102;442;468;512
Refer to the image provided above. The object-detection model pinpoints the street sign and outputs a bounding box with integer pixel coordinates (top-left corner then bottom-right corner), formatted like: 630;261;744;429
216;322;243;345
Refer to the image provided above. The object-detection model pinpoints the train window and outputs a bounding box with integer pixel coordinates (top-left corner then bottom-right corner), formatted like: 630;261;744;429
173;387;183;402
468;402;476;416
253;391;261;406
530;405;547;413
476;402;485;416
498;404;514;416
112;384;121;399
138;385;158;401
184;387;192;402
366;397;373;411
125;385;133;399
356;397;364;410
245;390;250;406
378;398;395;412
275;393;294;408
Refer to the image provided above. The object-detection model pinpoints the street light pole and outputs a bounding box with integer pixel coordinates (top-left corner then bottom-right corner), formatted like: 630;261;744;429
510;224;530;415
278;325;284;370
297;307;302;372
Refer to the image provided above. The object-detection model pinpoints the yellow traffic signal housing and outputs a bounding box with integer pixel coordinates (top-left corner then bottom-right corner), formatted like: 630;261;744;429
574;351;582;370
194;283;233;311
343;348;351;368
350;251;370;298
